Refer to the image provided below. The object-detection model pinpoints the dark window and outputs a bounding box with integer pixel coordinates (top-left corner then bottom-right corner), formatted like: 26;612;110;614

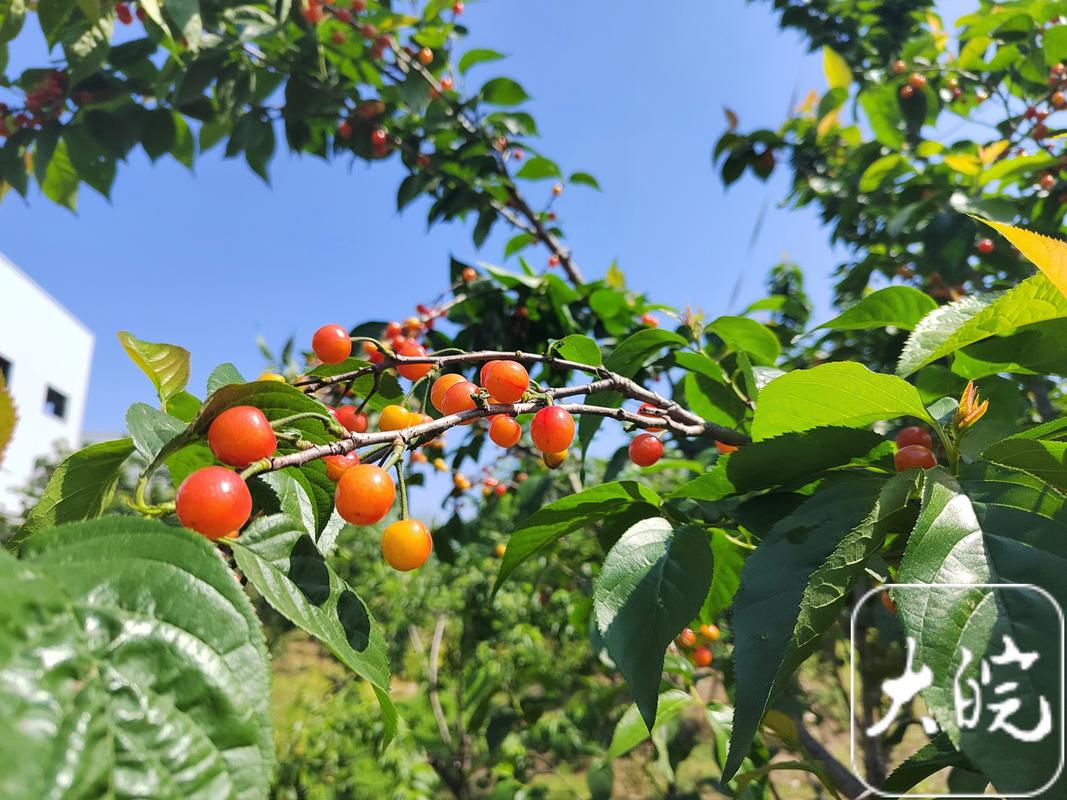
0;354;10;385
44;386;67;420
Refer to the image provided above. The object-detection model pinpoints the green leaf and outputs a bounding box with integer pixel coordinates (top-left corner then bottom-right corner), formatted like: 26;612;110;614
895;464;1067;796
206;362;245;394
722;474;913;781
608;689;695;757
554;334;602;366
950;318;1067;379
493;481;660;594
704;529;744;620
594;518;712;730
681;372;746;428
4;518;273;799
480;77;529;106
0;0;26;42
165;0;201;50
63;124;115;198
727;427;886;491
514;156;560;180
751;362;932;441
126;402;187;463
118;330;192;412
40;139;78;209
709;316;780;365
457;47;504;74
230;515;396;744
897;275;1067;376
61;15;113;84
37;0;73;45
883;734;976;795
569;171;600;190
859;84;904;149
818;286;937;332
11;439;134;549
858;153;905;192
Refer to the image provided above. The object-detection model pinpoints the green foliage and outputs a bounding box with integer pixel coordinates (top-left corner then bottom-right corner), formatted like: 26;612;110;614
0;517;273;799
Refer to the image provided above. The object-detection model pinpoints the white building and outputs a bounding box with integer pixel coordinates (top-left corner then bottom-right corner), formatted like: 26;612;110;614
0;254;94;515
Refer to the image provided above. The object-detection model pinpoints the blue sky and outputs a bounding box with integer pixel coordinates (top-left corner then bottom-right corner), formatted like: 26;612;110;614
4;2;904;433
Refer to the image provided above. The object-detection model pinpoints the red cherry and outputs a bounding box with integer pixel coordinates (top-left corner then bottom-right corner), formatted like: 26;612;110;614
337;120;353;139
324;451;360;481
976;238;994;254
395;339;433;381
641;313;659;327
351;0;365;9
441;381;479;423
116;2;133;23
440;75;454;92
637;403;665;432
895;426;933;449
489;415;522;448
494;483;506;496
370;127;388;147
312;324;352;364
207;405;277;467
628;434;664;467
431;373;468;413
452;0;463;13
675;628;696;648
384;321;403;338
334;406;368;433
176;467;252;540
462;267;477;281
895;445;937;471
481;359;529;404
548;255;560;267
530;406;575;453
692;646;713;668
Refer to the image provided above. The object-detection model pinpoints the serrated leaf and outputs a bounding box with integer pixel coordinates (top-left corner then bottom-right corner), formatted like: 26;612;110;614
493;481;660;594
883;734;976;794
125;402;186;463
704;529;744;620
897;275;1067;376
594;518;712;730
230;515;396;744
554;334;601;366
752;363;932;440
206;362;245;394
11;438;134;549
818;286;937;332
3;518;273;799
118;331;192;412
722;474;913;781
977;218;1067;299
895;464;1066;796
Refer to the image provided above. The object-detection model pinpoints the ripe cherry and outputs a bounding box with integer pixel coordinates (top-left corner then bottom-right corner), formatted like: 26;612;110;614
379;404;414;431
1040;172;1057;191
548;255;560;267
1034;122;1049;140
675;628;696;649
641;313;659;327
452;0;463;13
891;59;906;75
976;237;994;254
552;183;563;196
1054;91;1067;109
417;47;433;65
715;440;739;454
352;0;365;9
331;29;346;44
385;320;403;338
431;373;468;413
494;483;506;496
370;127;388;147
441;381;479;420
337;120;353;139
324;451;360;481
481;359;529;403
489;415;522;448
334;406;368;433
692;646;713;668
312;324;352;364
530;406;575;453
176;466;252;540
636;403;665;432
116;2;133;23
381;519;433;570
440;75;454;92
895;425;932;449
899;85;915;99
894;444;937;471
908;73;927;89
629;434;663;467
881;591;897;614
395;339;433;381
207;405;277;467
462;267;477;281
699;623;720;642
335;464;395;525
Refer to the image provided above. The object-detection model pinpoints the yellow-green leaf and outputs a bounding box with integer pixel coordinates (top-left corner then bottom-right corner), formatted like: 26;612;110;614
0;377;15;468
118;331;191;412
943;154;981;176
822;46;851;89
976;218;1067;299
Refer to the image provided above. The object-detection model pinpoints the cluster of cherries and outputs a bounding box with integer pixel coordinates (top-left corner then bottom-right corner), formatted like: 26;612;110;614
171;322;673;572
892;425;937;471
674;623;720;668
0;71;67;136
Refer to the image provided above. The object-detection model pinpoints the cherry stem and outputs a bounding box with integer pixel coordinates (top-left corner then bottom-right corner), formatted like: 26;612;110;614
395;461;409;520
270;411;346;438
